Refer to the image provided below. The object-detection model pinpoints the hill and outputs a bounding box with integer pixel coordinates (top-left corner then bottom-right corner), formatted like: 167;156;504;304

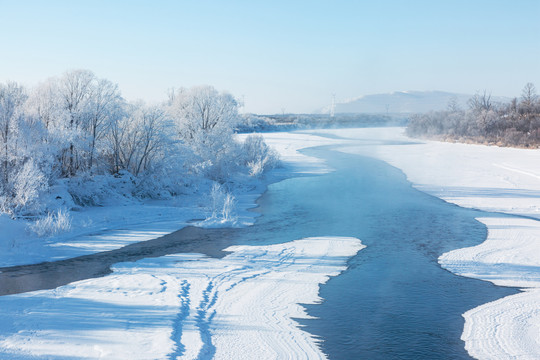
322;91;509;114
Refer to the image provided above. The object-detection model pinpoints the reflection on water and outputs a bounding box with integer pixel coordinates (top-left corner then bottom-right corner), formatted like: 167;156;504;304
0;142;517;359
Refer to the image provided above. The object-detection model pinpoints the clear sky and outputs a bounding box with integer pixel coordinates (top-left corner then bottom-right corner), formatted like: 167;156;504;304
1;0;539;114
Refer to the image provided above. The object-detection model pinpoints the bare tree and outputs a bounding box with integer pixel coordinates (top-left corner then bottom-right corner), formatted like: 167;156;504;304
447;96;461;113
468;90;492;112
521;82;537;107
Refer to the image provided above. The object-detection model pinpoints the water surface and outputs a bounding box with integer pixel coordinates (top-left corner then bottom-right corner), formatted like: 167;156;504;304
0;140;517;359
232;145;517;359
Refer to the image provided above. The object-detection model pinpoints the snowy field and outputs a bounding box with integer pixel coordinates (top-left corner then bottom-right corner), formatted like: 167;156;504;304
1;127;540;359
0;237;364;359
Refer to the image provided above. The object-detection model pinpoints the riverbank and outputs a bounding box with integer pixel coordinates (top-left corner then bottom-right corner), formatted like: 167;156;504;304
0;131;353;359
0;133;342;269
1;127;538;358
0;237;364;359
315;127;540;359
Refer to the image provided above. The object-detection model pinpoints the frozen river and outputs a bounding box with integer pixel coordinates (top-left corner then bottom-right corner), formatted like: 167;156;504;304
0;138;518;359
232;144;517;359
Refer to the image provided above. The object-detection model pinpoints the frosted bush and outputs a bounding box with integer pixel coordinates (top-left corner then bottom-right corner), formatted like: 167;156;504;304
208;183;237;223
29;208;72;237
67;172;137;207
0;196;13;217
12;160;47;213
246;160;264;178
221;193;237;222
209;183;223;218
242;135;279;177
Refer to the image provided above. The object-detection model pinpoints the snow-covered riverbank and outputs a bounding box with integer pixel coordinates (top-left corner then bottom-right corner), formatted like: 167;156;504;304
0;237;364;359
2;127;539;359
0;132;341;268
317;127;540;359
0;131;353;359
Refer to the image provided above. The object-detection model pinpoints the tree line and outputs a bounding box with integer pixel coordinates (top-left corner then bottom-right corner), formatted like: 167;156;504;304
0;69;278;218
406;83;540;147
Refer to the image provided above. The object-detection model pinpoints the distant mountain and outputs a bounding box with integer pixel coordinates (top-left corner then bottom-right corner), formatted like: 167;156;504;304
320;91;510;114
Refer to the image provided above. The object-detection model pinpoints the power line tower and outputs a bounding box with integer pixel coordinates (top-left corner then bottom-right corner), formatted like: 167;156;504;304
330;93;336;118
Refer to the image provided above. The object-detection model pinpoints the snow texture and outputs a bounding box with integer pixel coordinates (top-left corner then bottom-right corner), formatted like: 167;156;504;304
0;129;361;359
0;237;364;359
2;126;539;358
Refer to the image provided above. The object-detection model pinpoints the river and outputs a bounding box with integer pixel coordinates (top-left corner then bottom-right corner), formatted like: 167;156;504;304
0;139;517;359
231;144;517;359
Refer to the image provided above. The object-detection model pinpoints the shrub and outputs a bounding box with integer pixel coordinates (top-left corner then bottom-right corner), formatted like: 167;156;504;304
207;183;237;223
241;135;279;177
28;208;72;237
13;160;47;212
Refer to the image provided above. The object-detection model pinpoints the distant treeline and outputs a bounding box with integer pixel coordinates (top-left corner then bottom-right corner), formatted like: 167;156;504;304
407;83;540;148
238;113;408;133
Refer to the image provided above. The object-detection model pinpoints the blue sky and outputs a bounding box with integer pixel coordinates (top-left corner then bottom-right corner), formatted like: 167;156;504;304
1;0;539;113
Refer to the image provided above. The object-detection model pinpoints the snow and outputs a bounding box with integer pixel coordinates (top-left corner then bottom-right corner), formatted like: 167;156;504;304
460;288;540;360
2;126;540;358
440;217;540;289
0;130;342;268
0;129;361;359
241;131;348;175
1;202;205;267
314;127;540;359
0;178;271;268
0;237;364;359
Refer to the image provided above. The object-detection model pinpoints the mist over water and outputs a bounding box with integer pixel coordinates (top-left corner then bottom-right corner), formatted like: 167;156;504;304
233;145;517;359
0;141;518;358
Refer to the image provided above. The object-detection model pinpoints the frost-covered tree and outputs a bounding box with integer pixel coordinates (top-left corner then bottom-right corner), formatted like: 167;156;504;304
58;69;95;176
32;70;125;176
0;82;28;190
407;83;540;147
86;78;123;172
105;102;171;176
168;85;240;180
12;159;46;213
0;71;279;219
169;85;239;140
26;80;65;132
0;82;49;214
25;80;69;180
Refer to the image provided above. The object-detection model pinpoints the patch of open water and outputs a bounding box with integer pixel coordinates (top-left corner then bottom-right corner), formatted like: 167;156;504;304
0;142;517;359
